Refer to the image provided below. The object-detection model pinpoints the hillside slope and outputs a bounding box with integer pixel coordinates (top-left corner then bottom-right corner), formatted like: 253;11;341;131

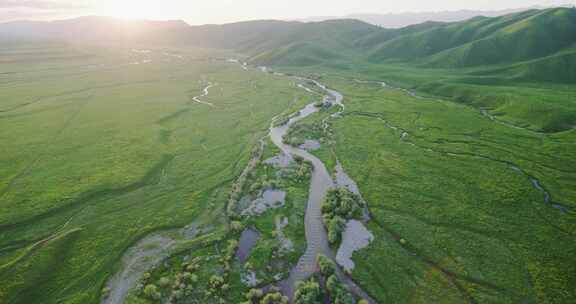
238;8;576;73
2;8;574;71
423;8;576;67
0;16;190;42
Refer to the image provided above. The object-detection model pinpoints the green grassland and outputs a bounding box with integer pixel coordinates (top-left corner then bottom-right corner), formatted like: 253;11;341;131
276;60;576;135
343;63;576;133
1;8;575;303
0;44;315;303
278;71;576;303
125;138;313;303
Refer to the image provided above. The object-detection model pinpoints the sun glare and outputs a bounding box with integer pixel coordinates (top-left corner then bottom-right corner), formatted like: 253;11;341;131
92;0;181;20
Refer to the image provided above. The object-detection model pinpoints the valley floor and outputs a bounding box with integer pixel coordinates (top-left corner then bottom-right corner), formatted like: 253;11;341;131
276;69;576;303
0;44;574;304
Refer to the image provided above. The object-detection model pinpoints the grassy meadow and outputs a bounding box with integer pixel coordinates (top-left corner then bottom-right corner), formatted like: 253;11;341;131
123;138;313;303
277;69;576;303
1;20;575;303
0;44;314;303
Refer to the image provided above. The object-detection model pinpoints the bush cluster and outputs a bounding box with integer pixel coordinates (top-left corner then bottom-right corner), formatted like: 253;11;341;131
281;161;312;183
317;255;335;277
321;189;364;244
282;122;327;147
243;288;289;304
316;255;370;304
294;278;322;304
326;275;355;304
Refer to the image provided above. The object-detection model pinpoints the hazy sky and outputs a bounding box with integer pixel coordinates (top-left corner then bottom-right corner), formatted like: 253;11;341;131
0;0;573;24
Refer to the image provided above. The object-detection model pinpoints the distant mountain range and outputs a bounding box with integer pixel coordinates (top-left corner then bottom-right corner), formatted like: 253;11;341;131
1;7;575;83
296;8;530;28
214;8;576;84
0;16;190;40
295;3;576;28
0;16;189;41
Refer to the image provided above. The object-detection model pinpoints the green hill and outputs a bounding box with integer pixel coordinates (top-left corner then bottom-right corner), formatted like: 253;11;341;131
512;49;576;83
3;8;574;72
470;48;576;83
246;20;377;66
204;8;576;80
227;8;576;132
424;8;576;67
365;9;541;63
248;42;346;66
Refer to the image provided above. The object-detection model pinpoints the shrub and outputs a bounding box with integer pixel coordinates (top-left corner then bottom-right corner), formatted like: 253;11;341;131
246;288;264;301
143;284;161;300
326;275;355;304
231;221;245;233
226;239;239;256
250;182;262;194
172;289;184;300
260;292;289;304
185;263;198;272
158;277;170;288
101;287;111;298
142;272;151;282
326;274;338;289
294;279;321;304
333;291;355;304
209;275;225;290
327;216;346;244
317;255;335;276
322;189;364;244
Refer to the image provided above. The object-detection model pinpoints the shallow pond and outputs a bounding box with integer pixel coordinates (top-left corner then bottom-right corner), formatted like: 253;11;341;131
242;189;287;216
236;228;261;264
263;153;292;168
336;220;374;272
299;139;321;151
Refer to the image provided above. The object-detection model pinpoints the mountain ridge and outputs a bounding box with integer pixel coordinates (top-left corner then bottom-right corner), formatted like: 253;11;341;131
1;8;574;84
295;7;532;28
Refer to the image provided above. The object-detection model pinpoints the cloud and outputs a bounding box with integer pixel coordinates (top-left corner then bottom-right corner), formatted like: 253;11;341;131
0;0;87;10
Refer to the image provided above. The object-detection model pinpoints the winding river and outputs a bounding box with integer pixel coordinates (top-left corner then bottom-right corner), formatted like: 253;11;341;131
269;76;376;303
103;57;568;303
102;61;376;304
192;82;216;107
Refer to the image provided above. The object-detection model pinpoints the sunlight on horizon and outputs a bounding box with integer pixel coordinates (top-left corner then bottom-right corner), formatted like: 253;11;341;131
91;0;183;20
1;0;572;24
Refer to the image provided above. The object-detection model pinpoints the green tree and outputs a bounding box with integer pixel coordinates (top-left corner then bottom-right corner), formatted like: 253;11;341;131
101;287;111;298
246;288;264;302
158;277;170;288
326;275;355;304
294;279;321;304
143;284;161;300
231;220;245;233
328;216;346;244
317;254;335;276
260;292;289;304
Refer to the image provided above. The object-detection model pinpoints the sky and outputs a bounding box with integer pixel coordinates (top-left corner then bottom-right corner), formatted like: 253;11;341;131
0;0;574;24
